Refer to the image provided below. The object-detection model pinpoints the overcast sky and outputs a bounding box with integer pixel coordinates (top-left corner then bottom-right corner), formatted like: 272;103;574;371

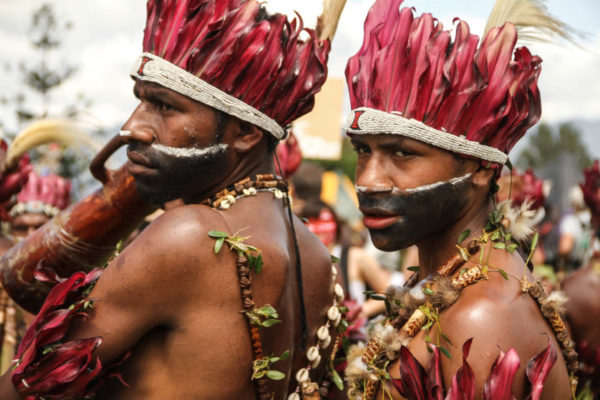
0;0;598;156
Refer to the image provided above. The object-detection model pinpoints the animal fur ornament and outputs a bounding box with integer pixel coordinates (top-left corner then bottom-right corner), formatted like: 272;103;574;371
497;199;537;242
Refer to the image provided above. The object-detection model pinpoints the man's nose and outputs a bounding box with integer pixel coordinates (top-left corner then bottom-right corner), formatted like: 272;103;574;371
119;105;155;145
355;153;393;193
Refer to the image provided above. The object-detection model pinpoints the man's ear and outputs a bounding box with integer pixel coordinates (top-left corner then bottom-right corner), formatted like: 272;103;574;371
472;166;495;189
231;121;264;153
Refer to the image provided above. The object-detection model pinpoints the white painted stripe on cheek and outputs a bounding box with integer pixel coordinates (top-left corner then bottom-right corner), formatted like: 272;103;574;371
402;173;472;193
356;173;472;195
355;185;393;194
151;143;228;159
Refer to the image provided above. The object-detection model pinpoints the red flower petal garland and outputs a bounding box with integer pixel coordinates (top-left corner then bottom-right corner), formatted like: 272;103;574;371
391;338;557;400
11;268;119;399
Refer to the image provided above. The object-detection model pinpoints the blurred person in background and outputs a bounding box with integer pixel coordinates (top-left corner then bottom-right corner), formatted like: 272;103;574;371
301;199;390;319
563;160;600;398
497;168;559;291
292;172;391;320
559;185;593;271
0;169;71;373
4;170;71;241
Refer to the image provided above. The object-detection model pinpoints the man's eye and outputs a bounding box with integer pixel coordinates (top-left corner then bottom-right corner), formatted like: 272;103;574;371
393;149;413;157
353;145;369;154
159;102;174;112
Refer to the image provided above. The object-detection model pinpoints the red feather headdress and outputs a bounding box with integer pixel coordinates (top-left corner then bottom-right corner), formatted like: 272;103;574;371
344;0;561;165
131;0;332;140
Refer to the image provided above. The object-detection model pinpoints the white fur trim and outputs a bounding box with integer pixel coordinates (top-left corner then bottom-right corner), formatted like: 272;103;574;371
344;107;508;164
131;53;286;139
545;290;568;315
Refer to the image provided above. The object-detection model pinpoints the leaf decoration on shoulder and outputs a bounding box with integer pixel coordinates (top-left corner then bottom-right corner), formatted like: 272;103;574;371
208;229;264;273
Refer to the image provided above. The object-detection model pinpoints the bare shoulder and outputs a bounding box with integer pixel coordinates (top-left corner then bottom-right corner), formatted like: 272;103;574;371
292;215;332;269
431;247;570;398
94;204;227;309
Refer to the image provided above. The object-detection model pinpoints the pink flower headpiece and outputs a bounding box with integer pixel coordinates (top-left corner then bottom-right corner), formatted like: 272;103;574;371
10;171;71;218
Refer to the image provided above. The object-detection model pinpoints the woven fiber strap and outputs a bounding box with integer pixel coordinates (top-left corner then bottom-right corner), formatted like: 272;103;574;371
344;107;508;164
131;53;286;140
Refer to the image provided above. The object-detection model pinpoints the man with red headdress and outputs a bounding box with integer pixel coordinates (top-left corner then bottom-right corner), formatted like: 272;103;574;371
342;0;576;398
5;170;71;240
0;1;347;399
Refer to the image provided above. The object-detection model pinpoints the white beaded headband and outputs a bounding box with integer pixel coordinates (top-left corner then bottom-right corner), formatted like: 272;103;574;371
131;52;286;140
344;107;508;164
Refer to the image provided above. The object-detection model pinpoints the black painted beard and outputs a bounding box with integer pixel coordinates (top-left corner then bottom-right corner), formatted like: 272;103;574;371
358;175;472;251
128;142;229;205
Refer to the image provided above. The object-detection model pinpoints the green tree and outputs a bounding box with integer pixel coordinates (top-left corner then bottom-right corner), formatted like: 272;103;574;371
1;3;91;129
0;3;97;198
516;122;592;170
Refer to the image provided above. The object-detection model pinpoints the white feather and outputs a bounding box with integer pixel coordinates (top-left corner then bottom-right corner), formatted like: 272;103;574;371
483;0;573;45
497;200;537;242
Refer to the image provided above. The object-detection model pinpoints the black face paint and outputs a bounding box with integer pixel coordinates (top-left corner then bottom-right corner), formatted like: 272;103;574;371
127;141;229;205
358;175;472;251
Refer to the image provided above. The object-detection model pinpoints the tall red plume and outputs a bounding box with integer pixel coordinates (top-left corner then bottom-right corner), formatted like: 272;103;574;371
346;0;542;155
143;0;330;127
581;160;600;228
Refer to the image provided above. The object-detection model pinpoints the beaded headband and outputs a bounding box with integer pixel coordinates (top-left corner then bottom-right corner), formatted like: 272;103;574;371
344;107;508;164
131;53;286;139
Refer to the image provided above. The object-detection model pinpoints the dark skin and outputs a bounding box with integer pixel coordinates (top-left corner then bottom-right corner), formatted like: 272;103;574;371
9;213;49;239
0;80;338;399
350;134;571;399
563;259;600;356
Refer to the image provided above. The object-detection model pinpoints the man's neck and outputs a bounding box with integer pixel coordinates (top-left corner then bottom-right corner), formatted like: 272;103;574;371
415;199;493;281
185;157;276;205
